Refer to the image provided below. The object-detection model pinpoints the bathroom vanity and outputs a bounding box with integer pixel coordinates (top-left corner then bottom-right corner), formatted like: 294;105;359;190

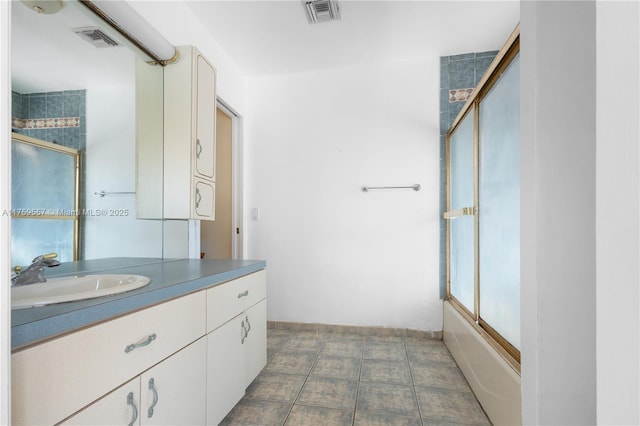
11;258;266;425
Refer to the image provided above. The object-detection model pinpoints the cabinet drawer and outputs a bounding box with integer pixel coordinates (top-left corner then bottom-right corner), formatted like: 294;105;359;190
12;291;206;426
207;270;267;332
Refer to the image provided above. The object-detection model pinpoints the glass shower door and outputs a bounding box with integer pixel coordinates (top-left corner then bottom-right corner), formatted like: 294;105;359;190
11;134;79;268
447;111;475;314
478;53;521;349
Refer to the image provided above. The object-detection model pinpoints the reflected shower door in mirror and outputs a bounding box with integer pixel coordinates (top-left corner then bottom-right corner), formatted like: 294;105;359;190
10;0;165;267
11;134;79;267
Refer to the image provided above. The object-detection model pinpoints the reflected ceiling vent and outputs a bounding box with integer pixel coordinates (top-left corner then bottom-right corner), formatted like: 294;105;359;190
73;27;120;48
302;0;341;24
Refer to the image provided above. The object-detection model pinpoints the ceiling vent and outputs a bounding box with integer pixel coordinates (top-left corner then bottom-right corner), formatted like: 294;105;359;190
73;27;120;48
303;0;341;24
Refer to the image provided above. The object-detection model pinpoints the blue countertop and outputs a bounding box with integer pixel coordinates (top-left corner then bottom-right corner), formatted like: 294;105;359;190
11;258;267;350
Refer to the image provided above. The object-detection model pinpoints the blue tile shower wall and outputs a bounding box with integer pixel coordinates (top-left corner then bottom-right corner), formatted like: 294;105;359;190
439;51;498;298
11;90;86;151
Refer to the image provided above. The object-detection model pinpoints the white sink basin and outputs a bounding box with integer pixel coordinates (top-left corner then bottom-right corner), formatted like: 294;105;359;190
12;274;151;309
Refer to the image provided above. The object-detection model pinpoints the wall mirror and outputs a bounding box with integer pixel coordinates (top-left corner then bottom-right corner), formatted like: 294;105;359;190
10;0;166;268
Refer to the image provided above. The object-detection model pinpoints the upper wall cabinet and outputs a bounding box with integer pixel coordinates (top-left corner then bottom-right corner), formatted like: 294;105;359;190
164;46;217;220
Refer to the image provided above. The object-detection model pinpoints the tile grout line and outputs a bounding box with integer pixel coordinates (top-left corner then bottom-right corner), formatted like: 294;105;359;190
404;338;425;426
351;338;365;426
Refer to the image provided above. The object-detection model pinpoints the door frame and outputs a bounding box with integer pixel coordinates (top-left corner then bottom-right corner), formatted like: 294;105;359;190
215;98;243;259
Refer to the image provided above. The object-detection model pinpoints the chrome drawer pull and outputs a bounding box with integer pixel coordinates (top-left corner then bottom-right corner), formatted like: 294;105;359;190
237;290;249;299
148;378;159;418
125;333;157;353
127;392;138;426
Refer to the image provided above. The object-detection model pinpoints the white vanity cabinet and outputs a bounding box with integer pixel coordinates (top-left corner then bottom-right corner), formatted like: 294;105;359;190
206;270;268;425
11;268;268;426
63;337;207;426
12;291;206;426
164;45;217;220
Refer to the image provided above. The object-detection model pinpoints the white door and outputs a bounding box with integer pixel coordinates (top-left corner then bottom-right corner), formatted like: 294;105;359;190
201;107;233;258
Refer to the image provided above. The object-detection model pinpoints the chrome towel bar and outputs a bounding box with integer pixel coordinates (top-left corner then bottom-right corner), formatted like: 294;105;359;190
95;190;136;197
362;184;421;192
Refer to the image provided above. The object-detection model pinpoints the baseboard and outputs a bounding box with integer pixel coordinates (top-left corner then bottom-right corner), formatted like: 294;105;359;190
267;321;442;340
443;301;521;425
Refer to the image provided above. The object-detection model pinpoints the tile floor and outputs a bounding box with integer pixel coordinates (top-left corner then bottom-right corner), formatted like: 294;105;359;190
221;329;491;425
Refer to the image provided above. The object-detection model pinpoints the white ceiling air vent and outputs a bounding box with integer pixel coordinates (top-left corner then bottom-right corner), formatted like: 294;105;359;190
73;27;120;48
303;0;341;24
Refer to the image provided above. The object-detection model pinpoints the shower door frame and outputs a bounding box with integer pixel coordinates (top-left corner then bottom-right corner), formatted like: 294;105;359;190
11;132;80;263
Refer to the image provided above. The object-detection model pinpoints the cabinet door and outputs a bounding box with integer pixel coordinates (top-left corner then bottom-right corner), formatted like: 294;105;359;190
195;54;216;180
194;179;215;220
140;337;207;425
62;378;141;426
244;299;267;388
206;315;246;425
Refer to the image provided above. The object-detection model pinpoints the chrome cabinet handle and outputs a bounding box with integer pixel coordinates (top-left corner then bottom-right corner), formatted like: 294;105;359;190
196;139;202;159
237;290;249;299
245;315;251;334
124;333;157;353
195;188;201;208
148;378;158;418
127;392;138;426
241;320;247;344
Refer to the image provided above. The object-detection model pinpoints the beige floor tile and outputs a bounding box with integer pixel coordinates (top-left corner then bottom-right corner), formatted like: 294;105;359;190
321;340;365;358
354;410;422;426
403;337;446;347
406;345;456;366
325;333;365;343
356;382;419;418
244;372;307;403
363;342;408;361
285;405;353;426
410;361;470;391
415;386;491;425
228;329;493;426
360;359;412;385
282;335;325;353
311;355;361;379
220;399;292;425
365;335;404;343
266;351;317;374
296;376;358;410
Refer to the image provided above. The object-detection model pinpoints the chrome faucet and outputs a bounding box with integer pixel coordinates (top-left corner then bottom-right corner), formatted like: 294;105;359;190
11;253;61;287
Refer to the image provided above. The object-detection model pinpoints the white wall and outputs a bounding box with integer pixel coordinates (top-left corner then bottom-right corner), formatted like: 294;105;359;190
521;1;597;423
246;59;441;331
519;1;640;424
596;2;640;424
